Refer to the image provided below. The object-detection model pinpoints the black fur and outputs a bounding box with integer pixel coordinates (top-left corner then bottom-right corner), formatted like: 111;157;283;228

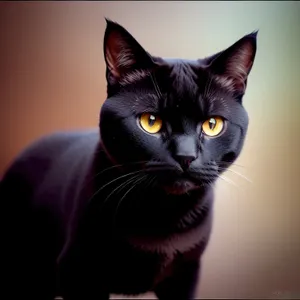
0;20;257;299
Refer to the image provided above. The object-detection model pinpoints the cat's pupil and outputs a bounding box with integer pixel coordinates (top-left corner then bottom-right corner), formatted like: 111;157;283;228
209;118;216;130
148;115;156;127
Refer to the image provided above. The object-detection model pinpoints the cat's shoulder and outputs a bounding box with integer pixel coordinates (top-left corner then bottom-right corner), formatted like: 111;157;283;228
26;129;99;151
18;129;99;157
3;129;101;178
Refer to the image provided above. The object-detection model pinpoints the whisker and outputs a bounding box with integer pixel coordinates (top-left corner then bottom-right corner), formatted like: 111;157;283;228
217;174;247;194
231;163;246;168
88;170;145;204
215;161;247;168
99;174;142;212
149;174;160;188
142;174;155;190
83;160;150;190
218;174;239;188
94;160;149;178
112;175;148;230
87;160;175;188
88;166;176;204
219;167;253;183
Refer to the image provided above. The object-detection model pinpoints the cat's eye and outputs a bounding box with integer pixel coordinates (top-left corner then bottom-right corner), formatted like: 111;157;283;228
139;113;163;134
202;117;224;137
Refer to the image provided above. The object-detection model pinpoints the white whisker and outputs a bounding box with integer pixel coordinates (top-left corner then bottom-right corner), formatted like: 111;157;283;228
99;174;142;212
112;175;148;229
219;167;252;183
88;170;145;204
218;174;239;188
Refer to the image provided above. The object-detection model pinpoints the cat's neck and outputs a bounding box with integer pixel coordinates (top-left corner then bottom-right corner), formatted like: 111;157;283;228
119;185;214;255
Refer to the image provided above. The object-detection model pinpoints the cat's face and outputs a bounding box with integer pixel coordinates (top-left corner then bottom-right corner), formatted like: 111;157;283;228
100;20;257;195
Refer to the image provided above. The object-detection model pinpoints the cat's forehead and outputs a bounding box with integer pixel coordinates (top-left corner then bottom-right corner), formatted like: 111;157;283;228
158;59;200;102
153;58;235;118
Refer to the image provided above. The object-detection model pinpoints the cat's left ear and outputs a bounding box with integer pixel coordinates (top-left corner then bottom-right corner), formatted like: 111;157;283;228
208;31;258;96
103;19;155;86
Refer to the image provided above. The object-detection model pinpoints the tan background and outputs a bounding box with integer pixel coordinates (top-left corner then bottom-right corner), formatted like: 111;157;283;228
0;1;300;299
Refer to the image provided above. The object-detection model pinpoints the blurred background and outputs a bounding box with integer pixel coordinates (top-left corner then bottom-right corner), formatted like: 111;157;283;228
0;1;299;299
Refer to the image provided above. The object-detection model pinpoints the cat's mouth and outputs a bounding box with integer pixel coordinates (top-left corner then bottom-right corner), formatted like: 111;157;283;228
140;161;218;195
163;178;200;195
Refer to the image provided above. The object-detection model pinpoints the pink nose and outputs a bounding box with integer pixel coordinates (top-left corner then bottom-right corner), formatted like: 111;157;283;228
175;155;196;170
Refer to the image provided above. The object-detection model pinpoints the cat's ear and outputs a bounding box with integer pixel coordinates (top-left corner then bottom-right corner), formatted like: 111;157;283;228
103;19;155;86
208;31;258;95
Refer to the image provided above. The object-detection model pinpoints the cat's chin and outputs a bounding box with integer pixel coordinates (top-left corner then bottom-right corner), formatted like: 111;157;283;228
163;179;201;195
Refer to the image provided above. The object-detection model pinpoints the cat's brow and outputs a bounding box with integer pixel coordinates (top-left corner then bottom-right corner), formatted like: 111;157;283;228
199;93;233;119
135;92;160;112
119;70;151;86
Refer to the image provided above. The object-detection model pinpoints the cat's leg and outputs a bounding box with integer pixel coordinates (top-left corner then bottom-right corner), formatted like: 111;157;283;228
1;243;56;300
154;260;201;300
60;276;110;300
4;217;57;299
58;249;110;300
0;176;57;300
62;288;110;300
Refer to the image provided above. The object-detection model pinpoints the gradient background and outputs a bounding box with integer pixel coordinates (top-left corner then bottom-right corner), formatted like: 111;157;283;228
0;1;300;299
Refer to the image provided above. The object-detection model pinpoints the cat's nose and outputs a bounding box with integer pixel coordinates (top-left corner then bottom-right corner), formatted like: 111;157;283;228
170;135;198;170
175;155;196;171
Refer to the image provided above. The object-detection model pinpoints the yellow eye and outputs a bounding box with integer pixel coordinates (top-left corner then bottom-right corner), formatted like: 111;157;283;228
139;113;163;134
202;117;224;137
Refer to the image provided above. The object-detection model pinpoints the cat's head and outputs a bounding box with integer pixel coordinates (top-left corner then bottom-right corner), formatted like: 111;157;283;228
100;19;257;195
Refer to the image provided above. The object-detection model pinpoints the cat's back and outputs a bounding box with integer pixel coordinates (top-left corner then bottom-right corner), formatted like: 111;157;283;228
1;129;100;213
3;129;99;181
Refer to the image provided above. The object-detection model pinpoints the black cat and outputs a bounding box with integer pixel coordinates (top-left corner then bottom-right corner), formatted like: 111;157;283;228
0;19;257;300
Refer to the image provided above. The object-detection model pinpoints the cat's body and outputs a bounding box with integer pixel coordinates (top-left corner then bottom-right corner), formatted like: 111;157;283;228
0;20;257;299
1;130;212;299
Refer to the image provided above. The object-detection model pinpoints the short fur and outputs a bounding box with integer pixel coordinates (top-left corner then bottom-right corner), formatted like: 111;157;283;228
0;19;257;299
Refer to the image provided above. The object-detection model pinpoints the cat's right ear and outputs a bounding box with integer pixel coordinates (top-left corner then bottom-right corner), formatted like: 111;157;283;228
103;19;155;87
